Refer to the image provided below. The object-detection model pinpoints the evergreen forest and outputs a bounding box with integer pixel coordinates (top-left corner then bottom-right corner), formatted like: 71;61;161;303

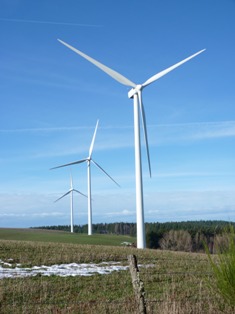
33;220;235;252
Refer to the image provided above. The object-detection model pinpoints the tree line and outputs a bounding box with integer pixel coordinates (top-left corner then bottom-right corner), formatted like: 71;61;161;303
33;220;235;252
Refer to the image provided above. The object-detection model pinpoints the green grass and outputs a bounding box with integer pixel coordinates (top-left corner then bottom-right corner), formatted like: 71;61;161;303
0;228;135;246
205;227;235;307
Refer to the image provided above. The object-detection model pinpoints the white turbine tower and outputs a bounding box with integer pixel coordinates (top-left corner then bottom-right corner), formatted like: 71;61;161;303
54;172;87;233
51;120;119;236
57;39;205;248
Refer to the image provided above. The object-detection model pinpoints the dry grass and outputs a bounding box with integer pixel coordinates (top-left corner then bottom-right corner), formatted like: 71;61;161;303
0;240;235;313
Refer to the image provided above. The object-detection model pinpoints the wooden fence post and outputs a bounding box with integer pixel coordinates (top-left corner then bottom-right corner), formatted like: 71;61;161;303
128;254;147;314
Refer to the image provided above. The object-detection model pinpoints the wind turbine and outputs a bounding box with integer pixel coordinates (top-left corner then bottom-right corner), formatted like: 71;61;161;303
57;39;205;248
54;172;87;233
51;120;119;236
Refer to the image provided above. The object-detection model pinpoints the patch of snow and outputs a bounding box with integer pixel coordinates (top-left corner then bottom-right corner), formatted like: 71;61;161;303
0;260;129;279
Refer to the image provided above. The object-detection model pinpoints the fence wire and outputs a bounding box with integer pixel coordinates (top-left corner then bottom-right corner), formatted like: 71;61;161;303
0;254;234;314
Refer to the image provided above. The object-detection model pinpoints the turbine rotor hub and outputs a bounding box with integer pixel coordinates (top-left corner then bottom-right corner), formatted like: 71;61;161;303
128;84;142;99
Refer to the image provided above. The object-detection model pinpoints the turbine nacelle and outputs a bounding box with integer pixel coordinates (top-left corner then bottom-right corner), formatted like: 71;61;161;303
128;84;143;99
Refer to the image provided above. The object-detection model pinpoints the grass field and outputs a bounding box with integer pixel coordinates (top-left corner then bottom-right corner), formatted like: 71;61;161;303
0;228;135;246
0;228;234;313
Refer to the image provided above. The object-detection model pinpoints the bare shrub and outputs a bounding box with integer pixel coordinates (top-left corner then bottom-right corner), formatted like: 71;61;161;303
159;230;192;252
194;231;207;252
214;233;231;254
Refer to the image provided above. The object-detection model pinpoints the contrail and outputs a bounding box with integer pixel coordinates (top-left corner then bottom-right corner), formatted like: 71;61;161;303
0;125;132;133
0;17;102;27
0;126;91;133
1;121;235;137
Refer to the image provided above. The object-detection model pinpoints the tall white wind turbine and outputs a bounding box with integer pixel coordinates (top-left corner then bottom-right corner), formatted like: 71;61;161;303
54;172;87;233
57;39;205;248
51;120;119;236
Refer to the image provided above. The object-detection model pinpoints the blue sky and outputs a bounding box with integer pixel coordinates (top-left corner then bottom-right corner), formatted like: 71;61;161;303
0;0;235;228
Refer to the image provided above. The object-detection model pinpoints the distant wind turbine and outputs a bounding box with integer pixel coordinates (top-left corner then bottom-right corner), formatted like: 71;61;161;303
57;39;205;248
54;172;87;233
51;120;119;236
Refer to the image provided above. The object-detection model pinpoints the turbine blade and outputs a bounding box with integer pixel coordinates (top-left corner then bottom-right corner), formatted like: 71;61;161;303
54;191;71;202
89;120;99;158
50;159;87;170
142;49;206;88
58;39;136;88
138;91;151;177
91;159;120;187
73;189;88;198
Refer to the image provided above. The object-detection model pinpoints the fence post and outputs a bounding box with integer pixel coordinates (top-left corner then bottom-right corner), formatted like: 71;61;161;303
128;254;147;314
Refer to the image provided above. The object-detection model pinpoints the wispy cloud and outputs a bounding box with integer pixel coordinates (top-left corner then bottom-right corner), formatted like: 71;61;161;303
0;18;102;28
149;120;235;144
1;189;235;227
105;209;136;217
154;171;233;178
0;212;64;218
1;120;235;161
181;121;235;140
